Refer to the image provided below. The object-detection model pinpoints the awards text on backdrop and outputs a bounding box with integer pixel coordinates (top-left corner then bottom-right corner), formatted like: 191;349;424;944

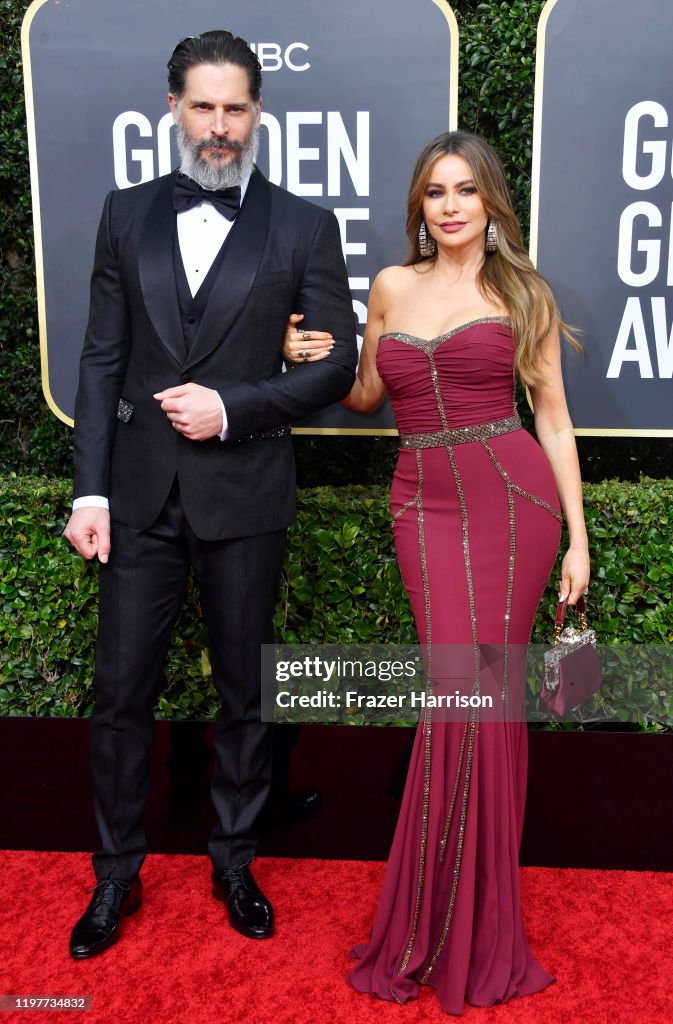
609;101;673;379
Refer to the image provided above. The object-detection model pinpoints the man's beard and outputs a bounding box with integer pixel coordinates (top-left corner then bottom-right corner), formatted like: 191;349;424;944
175;121;260;190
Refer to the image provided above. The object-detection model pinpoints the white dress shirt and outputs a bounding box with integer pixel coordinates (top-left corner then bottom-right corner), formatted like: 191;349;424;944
73;174;250;511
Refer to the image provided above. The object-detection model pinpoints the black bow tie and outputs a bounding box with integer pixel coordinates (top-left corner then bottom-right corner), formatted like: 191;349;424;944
172;175;241;220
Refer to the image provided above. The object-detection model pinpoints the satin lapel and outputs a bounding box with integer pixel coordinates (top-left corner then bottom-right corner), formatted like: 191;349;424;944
184;169;271;371
138;171;185;366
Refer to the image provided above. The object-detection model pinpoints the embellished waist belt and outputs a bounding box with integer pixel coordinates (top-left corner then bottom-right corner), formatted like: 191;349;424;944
399;414;521;449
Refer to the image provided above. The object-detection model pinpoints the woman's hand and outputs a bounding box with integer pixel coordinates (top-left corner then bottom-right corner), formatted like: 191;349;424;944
283;313;334;363
559;546;590;606
532;320;590;608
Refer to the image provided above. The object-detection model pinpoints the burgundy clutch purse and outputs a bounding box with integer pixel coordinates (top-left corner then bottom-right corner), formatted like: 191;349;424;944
540;596;601;717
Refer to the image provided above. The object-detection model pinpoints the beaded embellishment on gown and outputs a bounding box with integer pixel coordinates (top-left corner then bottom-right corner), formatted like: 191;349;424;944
348;318;561;1014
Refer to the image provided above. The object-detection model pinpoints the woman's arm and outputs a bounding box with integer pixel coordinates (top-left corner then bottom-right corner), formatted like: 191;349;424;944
341;272;388;414
530;322;590;605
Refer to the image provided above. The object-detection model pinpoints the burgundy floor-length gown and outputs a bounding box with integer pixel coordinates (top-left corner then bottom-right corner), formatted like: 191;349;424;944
349;317;561;1014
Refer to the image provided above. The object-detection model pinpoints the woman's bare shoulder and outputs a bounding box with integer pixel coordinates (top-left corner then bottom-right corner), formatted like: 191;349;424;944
372;264;418;296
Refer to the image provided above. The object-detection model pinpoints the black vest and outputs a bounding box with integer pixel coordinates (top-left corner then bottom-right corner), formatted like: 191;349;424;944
174;223;231;353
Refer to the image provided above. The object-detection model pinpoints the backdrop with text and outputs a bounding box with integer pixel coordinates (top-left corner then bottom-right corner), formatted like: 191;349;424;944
22;0;457;433
531;0;673;435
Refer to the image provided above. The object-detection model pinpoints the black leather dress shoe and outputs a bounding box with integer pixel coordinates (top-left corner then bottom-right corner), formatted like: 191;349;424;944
212;864;273;939
69;877;142;959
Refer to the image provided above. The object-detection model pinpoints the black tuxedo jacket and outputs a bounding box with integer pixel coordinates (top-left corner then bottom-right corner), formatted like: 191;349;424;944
73;169;357;540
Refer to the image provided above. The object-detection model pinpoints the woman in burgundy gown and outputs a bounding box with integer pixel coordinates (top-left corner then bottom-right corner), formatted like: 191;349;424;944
284;131;589;1015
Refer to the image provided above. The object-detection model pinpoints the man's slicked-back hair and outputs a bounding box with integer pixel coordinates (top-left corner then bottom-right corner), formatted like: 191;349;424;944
167;30;262;101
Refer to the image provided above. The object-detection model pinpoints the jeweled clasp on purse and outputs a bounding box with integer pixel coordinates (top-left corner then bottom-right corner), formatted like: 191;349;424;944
544;596;597;691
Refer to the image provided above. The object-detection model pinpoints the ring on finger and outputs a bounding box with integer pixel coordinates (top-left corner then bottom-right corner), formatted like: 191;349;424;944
299;349;310;360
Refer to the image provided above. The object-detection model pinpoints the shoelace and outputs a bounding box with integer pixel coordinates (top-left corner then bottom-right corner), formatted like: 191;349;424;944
220;865;254;891
87;879;131;909
223;868;248;892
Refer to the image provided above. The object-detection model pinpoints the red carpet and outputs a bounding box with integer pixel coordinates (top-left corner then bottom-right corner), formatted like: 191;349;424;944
1;852;672;1023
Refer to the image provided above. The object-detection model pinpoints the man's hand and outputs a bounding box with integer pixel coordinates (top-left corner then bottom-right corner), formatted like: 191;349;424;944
153;383;223;440
64;507;111;563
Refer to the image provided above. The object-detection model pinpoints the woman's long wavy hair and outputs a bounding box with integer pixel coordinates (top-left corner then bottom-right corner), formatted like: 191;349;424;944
405;131;580;386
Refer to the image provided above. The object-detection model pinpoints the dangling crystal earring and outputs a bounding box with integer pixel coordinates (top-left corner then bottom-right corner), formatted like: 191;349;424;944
485;218;498;254
418;219;436;258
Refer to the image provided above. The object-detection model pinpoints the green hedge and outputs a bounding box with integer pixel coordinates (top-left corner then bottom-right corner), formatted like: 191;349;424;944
1;475;671;724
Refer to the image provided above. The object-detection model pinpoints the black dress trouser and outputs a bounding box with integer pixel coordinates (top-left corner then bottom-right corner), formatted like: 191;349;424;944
90;479;287;880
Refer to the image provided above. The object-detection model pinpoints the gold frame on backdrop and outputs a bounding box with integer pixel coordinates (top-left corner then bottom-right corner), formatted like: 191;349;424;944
21;1;63;422
22;0;459;436
529;0;673;437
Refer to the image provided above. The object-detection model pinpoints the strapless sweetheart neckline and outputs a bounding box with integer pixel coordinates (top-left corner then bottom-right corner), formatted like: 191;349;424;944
379;314;511;346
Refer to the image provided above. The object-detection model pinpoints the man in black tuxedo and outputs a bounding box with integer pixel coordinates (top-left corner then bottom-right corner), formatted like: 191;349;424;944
64;30;356;957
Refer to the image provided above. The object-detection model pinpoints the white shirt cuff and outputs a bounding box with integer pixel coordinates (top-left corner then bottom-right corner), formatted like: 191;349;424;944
218;394;228;441
73;495;110;511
